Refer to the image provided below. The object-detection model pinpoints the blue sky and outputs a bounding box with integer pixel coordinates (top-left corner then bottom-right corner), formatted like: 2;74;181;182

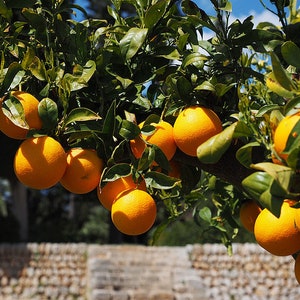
74;0;278;25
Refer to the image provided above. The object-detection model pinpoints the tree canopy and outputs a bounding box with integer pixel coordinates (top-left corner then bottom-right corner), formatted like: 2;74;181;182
1;0;300;251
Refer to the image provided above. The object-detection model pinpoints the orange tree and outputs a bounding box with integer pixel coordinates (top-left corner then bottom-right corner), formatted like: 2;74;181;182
1;0;300;251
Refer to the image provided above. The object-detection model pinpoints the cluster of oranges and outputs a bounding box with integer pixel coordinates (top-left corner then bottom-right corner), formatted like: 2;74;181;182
0;91;224;236
239;111;300;285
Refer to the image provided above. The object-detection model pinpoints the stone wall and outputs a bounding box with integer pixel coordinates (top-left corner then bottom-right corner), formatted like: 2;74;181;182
0;243;299;300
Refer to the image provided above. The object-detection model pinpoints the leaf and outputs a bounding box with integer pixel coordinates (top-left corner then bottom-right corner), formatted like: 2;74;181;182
251;162;294;192
182;52;207;69
120;28;148;60
29;56;47;81
197;122;235;164
64;108;101;127
236;142;261;168
0;0;12;20
281;41;300;69
199;207;212;223
102;163;132;182
1;93;28;129
119;120;140;140
144;171;180;190
137;146;155;171
38;98;58;131
102;100;116;136
265;72;294;98
270;52;296;92
63;60;96;92
242;172;273;203
144;0;169;29
0;62;23;96
256;104;282;117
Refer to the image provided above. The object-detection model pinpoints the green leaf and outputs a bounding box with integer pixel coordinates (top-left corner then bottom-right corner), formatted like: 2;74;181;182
281;41;300;68
102;100;116;136
270;52;296;92
0;0;12;19
0;62;23;96
29;56;47;81
64;108;101;127
144;0;169;29
38;98;58;131
182;52;206;69
120;28;148;60
144;171;180;190
137;146;155;171
21;47;35;70
250;162;294;191
236;142;261;168
242;171;273;202
197;122;236;164
1;93;28;129
256;104;281;117
63;60;96;92
102;163;132;182
219;0;232;12
199;207;212;223
119;120;140;140
265;72;294;98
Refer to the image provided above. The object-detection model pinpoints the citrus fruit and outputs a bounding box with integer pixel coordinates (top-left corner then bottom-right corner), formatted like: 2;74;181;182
130;120;177;162
173;106;223;157
294;254;300;284
14;136;67;190
239;200;262;232
97;174;147;211
0;91;43;140
111;189;157;235
254;200;300;256
60;148;104;194
273;112;300;161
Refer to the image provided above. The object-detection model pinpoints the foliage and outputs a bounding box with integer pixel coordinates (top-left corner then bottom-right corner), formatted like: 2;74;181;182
1;0;300;249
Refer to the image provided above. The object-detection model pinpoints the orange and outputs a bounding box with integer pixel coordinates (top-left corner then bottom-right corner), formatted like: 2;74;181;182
254;200;300;256
156;159;181;179
97;174;147;211
239;200;262;232
14;136;67;190
173;106;223;157
294;254;300;284
273;112;300;161
0;91;43;139
130;120;177;162
60;148;104;194
111;189;157;235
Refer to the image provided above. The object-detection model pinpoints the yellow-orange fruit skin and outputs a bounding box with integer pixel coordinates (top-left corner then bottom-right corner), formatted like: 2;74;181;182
60;148;104;194
173;106;222;157
13;136;67;190
111;189;156;236
273;113;300;161
239;200;262;232
0;91;43;140
254;200;300;256
97;175;147;211
130;120;177;162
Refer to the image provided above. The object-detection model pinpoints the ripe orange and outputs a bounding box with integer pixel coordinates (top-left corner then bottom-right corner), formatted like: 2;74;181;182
0;91;43;139
173;106;222;157
273;112;300;161
97;175;147;211
294;254;300;284
111;189;157;235
14;136;67;190
254;200;300;256
130;120;177;162
60;148;104;194
155;159;181;179
239;200;262;232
